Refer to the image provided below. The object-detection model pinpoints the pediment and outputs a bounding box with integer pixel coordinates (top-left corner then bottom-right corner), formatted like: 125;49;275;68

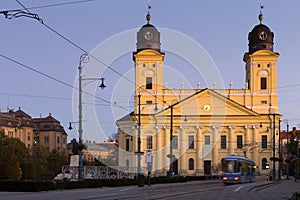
157;89;259;117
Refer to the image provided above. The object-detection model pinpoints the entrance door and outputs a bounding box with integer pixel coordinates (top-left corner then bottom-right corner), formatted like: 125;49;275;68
204;160;211;175
172;159;178;175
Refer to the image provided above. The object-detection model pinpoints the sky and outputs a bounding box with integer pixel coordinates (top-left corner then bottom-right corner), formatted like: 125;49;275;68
1;0;300;142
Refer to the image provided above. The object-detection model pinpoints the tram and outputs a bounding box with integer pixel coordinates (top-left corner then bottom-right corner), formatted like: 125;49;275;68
221;154;256;184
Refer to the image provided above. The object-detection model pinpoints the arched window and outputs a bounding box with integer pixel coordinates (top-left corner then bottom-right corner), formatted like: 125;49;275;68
262;158;268;170
188;158;194;170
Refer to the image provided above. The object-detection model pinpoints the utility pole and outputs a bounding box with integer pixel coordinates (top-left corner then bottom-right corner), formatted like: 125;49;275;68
78;54;84;182
278;119;281;181
169;106;173;178
137;93;144;187
286;122;290;180
272;114;276;181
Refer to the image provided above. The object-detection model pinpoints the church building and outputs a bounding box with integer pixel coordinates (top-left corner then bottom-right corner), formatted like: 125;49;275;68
117;5;281;176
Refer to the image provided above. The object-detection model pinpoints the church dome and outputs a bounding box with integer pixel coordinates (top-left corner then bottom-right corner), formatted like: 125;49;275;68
248;13;274;54
136;13;161;52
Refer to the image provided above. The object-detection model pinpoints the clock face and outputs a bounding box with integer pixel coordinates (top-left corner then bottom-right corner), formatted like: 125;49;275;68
203;104;211;111
258;31;268;40
144;31;153;40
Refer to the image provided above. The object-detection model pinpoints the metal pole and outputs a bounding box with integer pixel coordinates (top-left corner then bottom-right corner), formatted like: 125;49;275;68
286;123;289;180
169;106;173;178
78;57;83;182
137;93;144;187
272;114;276;181
278;119;281;181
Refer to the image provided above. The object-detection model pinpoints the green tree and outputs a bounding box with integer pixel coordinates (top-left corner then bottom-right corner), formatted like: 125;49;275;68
287;133;300;177
0;131;30;180
46;149;68;177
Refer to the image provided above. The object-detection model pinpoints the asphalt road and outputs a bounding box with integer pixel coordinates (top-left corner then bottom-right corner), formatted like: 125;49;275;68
0;179;299;200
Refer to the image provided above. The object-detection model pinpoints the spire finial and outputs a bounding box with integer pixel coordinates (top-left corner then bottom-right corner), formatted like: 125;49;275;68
259;0;264;24
146;0;151;24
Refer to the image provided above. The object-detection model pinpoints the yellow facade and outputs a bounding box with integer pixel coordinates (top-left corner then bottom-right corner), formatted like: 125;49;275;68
117;13;281;176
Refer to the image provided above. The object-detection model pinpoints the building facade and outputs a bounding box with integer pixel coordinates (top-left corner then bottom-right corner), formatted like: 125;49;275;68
0;107;67;155
117;8;281;176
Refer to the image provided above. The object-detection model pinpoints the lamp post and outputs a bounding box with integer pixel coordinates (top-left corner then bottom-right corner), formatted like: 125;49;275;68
136;93;144;187
169;105;174;178
272;114;276;181
284;119;289;180
77;53;106;181
278;119;281;181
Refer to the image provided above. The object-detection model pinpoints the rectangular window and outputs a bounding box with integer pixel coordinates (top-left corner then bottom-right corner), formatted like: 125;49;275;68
147;135;153;149
172;135;178;149
188;135;194;149
204;135;210;145
262;135;267;148
221;135;226;149
126;138;130;151
27;134;30;141
237;135;243;149
146;77;152;89
57;136;60;144
258;64;261;68
146;100;152;104
44;136;49;144
261;77;267;90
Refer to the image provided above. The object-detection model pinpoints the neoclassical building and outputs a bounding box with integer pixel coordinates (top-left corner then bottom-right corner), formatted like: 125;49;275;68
117;7;281;176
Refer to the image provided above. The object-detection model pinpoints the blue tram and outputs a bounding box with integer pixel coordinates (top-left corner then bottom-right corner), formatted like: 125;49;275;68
221;154;256;184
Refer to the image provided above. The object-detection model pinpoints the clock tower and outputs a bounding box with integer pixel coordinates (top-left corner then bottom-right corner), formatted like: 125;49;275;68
243;4;279;113
133;8;165;113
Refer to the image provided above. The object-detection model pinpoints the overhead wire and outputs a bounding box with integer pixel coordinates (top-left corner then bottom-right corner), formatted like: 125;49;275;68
12;0;189;117
0;52;129;112
11;0;300;119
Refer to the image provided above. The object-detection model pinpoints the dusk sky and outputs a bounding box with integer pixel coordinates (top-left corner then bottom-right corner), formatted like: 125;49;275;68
1;0;300;142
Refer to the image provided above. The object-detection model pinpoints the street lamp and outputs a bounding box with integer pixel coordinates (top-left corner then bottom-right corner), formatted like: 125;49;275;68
77;53;106;181
283;119;290;180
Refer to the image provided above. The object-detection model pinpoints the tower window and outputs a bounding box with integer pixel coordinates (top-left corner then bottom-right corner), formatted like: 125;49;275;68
267;63;271;68
261;100;267;104
261;77;267;90
258;64;261;68
146;77;152;89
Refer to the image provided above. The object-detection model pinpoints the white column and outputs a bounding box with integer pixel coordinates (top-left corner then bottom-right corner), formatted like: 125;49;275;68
244;126;250;158
252;126;258;166
163;126;169;173
179;126;187;175
153;127;163;176
196;126;203;175
212;126;219;167
229;126;235;155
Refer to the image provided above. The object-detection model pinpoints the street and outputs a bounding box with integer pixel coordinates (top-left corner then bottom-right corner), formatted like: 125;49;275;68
0;179;299;200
